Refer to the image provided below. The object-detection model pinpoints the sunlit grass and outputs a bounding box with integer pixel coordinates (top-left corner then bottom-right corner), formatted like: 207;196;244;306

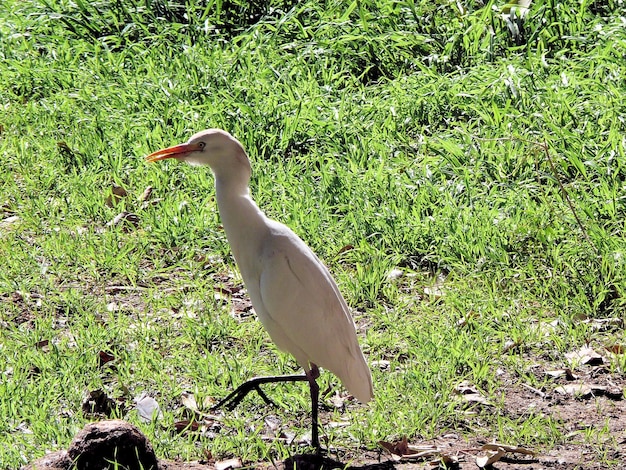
1;0;625;468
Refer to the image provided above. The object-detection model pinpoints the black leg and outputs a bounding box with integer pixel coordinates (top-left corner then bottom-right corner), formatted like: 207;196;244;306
306;364;321;451
212;364;323;451
211;373;309;411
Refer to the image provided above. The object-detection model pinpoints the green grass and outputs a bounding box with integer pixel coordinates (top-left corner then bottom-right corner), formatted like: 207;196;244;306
1;0;625;468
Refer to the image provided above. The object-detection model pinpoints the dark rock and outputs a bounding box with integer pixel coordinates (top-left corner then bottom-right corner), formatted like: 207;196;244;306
22;450;69;470
23;420;159;470
66;420;159;470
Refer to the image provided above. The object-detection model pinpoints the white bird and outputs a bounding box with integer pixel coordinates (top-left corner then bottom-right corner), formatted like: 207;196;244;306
146;129;373;449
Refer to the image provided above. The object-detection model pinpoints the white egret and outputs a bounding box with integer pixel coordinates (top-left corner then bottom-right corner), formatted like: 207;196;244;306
146;129;373;449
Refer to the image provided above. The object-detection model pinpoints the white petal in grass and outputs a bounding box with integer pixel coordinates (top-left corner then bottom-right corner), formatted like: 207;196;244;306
135;394;162;423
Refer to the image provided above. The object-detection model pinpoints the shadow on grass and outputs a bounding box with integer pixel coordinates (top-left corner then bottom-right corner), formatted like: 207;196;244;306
283;454;397;470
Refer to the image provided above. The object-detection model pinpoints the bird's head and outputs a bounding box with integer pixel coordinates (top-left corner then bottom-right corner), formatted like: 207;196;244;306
146;129;251;186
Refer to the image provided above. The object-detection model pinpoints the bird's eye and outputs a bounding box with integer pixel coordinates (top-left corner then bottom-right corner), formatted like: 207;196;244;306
197;141;206;150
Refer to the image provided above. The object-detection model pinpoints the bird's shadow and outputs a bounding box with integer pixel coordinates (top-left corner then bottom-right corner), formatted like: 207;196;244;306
283;453;397;470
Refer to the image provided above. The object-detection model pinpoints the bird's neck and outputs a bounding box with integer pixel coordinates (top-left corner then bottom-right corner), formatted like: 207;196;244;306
214;178;268;275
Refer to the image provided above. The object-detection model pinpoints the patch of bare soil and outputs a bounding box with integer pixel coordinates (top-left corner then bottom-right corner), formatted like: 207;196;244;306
355;360;625;470
493;365;626;469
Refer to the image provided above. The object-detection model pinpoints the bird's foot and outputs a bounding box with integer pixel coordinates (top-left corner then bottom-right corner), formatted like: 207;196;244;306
211;373;310;411
253;385;278;407
310;439;323;455
211;377;286;411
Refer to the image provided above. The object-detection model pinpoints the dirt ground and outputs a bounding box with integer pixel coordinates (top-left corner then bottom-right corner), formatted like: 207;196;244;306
160;364;625;470
23;363;625;470
7;287;625;470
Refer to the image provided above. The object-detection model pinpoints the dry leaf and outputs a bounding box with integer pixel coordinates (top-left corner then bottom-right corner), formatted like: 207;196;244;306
538;318;563;337
521;383;546;398
135;394;161;422
584;317;623;332
195;253;222;268
476;447;506;467
463;393;492;405
215;457;242;470
180;393;220;421
203;396;216;409
387;268;404;280
105;184;128;207
139;186;153;202
454;381;478;395
329;392;348;409
107;211;140;230
503;339;522;353
371;359;391;370
173;419;199;434
424;273;446;299
264;415;281;432
181;392;199;413
556;383;622;399
1;215;20;226
230;299;253;316
328;420;350;428
564;346;604;366
379;436;410;458
438;453;460;466
476;442;536;467
16;422;33;434
378;440;400;458
423;285;443;298
606;344;625;354
454;381;492;406
457;310;478;327
555;383;593;397
98;350;115;366
482;443;535;455
336;244;354;255
545;368;578;380
402;445;441;460
379;438;443;462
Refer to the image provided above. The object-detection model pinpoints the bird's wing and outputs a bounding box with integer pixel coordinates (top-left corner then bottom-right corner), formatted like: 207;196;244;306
255;222;372;402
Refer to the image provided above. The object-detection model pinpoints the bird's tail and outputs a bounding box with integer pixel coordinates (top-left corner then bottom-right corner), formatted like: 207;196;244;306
339;351;373;403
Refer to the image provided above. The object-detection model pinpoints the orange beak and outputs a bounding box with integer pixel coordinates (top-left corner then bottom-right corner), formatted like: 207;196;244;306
145;143;203;162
